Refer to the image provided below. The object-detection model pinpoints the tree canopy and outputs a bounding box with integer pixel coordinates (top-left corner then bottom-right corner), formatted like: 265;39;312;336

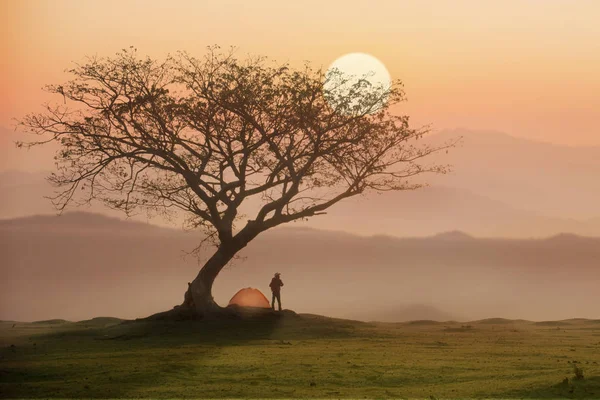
20;47;453;314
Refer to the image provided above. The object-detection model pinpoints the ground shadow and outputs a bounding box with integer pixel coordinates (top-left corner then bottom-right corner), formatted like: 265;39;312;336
0;308;368;398
478;376;600;399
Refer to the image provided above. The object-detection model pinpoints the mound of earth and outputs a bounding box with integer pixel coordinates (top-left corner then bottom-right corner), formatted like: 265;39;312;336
534;321;572;326
31;319;71;325
474;318;520;324
407;320;443;325
76;317;125;327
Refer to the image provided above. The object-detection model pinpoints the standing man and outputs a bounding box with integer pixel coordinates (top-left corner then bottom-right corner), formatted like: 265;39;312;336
269;272;284;311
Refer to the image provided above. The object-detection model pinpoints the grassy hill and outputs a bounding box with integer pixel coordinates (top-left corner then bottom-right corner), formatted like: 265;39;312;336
1;314;600;398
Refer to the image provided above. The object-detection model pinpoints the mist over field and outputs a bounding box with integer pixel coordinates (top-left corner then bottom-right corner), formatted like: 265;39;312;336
1;212;598;323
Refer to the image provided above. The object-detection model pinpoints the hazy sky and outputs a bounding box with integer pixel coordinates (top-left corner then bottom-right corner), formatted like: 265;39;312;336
1;0;599;153
2;1;600;322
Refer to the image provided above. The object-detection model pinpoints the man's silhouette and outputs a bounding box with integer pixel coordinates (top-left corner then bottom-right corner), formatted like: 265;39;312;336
269;272;284;311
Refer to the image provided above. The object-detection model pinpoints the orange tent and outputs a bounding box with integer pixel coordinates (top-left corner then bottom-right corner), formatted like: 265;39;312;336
228;287;271;308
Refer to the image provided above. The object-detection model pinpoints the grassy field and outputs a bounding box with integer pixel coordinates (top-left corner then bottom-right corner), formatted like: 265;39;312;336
1;312;599;399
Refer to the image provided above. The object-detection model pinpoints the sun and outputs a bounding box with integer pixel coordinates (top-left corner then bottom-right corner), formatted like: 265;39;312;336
323;53;392;115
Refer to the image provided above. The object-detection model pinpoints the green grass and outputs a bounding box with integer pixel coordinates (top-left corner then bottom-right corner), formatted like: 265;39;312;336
1;313;600;398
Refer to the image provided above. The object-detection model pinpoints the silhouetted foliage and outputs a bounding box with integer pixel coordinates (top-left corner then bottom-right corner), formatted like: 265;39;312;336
20;46;453;315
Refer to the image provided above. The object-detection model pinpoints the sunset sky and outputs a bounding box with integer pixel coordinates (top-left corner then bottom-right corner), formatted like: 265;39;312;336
2;0;599;150
2;1;600;324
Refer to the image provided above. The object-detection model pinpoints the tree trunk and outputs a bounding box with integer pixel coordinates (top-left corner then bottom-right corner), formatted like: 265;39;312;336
185;246;235;316
181;223;261;318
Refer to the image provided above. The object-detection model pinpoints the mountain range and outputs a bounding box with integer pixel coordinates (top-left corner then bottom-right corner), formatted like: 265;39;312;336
2;126;600;237
1;212;599;322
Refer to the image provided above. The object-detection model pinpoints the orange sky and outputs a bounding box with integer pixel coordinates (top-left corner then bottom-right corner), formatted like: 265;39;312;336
2;0;599;147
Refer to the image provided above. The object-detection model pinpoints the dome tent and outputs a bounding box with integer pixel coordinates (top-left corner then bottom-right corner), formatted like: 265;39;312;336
228;287;270;308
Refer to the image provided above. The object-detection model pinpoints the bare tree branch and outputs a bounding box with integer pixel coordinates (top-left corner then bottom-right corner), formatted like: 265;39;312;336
18;47;455;312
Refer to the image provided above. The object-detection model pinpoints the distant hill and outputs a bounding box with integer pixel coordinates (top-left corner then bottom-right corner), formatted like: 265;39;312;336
432;231;474;241
0;170;56;218
0;169;157;226
3;169;600;238
424;129;600;220
302;184;600;237
3;128;600;237
0;211;168;235
0;126;57;173
1;212;599;322
339;303;460;323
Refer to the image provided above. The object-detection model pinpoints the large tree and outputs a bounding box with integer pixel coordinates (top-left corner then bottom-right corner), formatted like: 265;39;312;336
20;47;452;316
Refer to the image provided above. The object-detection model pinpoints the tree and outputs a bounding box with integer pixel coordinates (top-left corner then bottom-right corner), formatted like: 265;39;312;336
20;47;453;316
